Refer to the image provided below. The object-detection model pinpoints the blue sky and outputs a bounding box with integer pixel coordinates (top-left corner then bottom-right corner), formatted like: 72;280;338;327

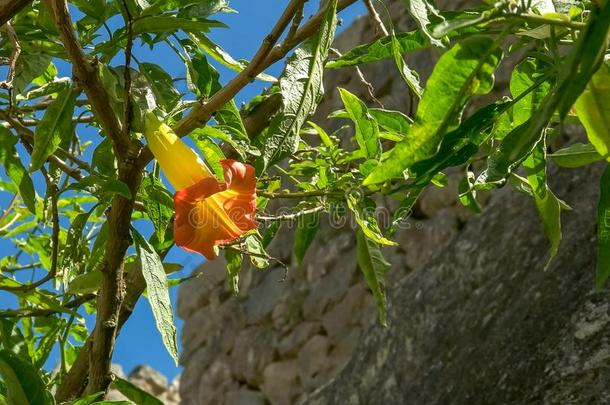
0;0;366;381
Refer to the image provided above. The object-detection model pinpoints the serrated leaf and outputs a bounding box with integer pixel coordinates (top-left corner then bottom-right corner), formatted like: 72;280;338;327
596;166;610;289
365;36;502;185
256;0;338;170
30;85;77;171
133;230;179;364
0;128;36;214
356;229;389;326
293;211;320;264
111;377;164;405
0;349;52;405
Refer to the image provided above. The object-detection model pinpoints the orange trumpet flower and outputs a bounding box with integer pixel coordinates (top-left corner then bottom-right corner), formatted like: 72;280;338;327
144;115;257;259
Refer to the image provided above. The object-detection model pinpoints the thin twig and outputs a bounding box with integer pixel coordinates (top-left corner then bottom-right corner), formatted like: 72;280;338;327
0;22;21;109
258;189;341;199
330;48;383;107
257;205;325;221
364;0;389;36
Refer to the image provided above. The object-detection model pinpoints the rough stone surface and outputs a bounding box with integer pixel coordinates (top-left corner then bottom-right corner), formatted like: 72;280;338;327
176;1;609;404
307;163;608;405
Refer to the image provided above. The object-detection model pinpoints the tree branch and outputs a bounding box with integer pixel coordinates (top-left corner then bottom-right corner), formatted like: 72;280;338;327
0;0;32;27
136;0;358;169
44;0;143;397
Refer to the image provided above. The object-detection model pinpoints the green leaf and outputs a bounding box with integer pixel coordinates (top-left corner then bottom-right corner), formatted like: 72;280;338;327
574;63;610;157
596;165;610;289
0;319;31;361
111;377;164;405
524;144;561;269
17;77;71;101
256;0;338;170
338;88;380;159
133;16;226;35
133;230;179;364
347;193;396;246
101;179;132;200
70;392;104;405
403;0;443;47
62;209;94;289
326;30;426;69
0;349;52;405
556;4;610;119
411;100;510;179
139;176;174;245
225;249;243;295
139;62;181;111
191;137;225;181
329;108;412;136
30;85;77;172
190;33;276;82
92;138;117;176
390;29;421;97
509;58;553;127
549;143;605;168
356;229;390;326
364;36;502;185
67;270;102;295
458;171;481;213
0;128;36;214
293;211;320;264
185;50;220;98
244;233;269;268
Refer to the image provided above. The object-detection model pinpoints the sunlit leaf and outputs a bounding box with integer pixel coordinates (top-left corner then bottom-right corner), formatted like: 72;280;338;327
133;230;179;364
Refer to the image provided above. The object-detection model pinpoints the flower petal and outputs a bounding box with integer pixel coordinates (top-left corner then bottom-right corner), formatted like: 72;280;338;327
144;113;211;190
174;160;257;259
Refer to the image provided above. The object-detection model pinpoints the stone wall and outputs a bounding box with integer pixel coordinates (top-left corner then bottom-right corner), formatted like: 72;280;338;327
176;1;480;404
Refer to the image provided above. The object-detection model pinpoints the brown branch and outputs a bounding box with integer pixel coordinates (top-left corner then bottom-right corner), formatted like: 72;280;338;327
0;21;21;109
44;0;143;396
136;0;358;168
0;0;32;27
